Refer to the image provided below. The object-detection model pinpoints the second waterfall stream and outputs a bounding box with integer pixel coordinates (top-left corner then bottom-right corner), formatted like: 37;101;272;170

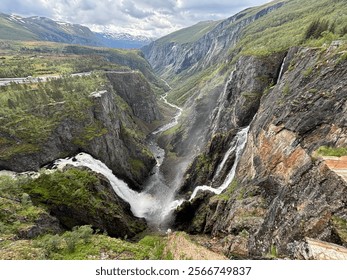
55;92;250;230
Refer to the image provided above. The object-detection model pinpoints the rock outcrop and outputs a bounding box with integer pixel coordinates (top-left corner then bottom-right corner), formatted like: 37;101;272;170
21;166;147;238
106;72;162;123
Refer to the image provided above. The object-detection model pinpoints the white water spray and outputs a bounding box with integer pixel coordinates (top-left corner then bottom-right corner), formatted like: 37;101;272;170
55;154;156;219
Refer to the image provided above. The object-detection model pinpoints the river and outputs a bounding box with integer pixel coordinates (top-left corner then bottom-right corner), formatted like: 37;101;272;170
2;73;250;230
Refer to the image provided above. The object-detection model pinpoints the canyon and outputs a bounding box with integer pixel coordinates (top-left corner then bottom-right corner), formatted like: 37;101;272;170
1;0;347;260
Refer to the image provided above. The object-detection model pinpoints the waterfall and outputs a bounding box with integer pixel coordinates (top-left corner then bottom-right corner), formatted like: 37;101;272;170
188;126;249;201
213;141;236;180
50;76;249;228
54;89;184;229
55;154;155;219
54;120;249;226
277;56;287;83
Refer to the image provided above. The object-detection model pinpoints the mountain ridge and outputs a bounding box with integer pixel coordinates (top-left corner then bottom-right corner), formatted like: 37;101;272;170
0;12;152;49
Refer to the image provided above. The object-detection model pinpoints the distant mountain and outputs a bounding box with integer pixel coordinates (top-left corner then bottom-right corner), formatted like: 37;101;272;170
95;32;153;49
0;12;152;49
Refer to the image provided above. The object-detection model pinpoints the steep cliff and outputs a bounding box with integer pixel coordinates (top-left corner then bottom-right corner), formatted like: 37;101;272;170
0;72;162;190
174;44;347;259
106;72;162;123
142;1;285;78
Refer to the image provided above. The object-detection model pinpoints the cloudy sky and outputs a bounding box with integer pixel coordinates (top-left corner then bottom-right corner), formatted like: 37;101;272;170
0;0;273;38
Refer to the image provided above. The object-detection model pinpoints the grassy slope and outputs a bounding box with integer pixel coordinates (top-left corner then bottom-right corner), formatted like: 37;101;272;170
0;15;37;41
156;20;221;45
237;0;347;56
0;73;106;160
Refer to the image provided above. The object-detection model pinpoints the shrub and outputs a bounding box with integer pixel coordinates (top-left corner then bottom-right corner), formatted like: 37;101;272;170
316;146;347;157
305;19;330;40
340;25;347;36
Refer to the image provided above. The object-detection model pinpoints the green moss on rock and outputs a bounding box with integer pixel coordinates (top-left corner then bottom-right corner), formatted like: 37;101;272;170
20;167;146;237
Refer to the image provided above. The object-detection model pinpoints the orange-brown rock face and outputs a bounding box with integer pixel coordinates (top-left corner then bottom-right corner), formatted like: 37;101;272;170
174;45;347;259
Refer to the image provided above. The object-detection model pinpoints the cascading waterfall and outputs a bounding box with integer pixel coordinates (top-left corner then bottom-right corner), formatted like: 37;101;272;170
55;154;155;219
187;125;249;201
213;141;237;180
277;55;287;83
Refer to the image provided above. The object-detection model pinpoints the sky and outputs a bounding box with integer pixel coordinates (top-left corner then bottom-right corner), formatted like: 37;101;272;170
0;0;273;38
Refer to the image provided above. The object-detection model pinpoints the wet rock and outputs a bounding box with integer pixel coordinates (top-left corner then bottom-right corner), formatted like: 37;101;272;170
173;191;213;233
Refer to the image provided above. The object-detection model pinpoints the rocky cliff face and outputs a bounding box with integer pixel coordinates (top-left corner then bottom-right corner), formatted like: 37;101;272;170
178;53;285;194
0;73;162;190
106;72;162;123
142;2;285;77
174;44;347;259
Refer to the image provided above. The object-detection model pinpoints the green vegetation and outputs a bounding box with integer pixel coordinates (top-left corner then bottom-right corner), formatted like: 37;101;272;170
0;50;130;78
130;158;146;177
316;146;347;157
303;66;314;77
0;170;173;260
233;0;347;56
73;122;108;146
0;73;106;160
0;223;170;260
155;20;221;45
29;228;169;260
0;175;49;239
0;40;166;95
268;245;278;259
282;83;291;96
195;154;213;175
20;168;101;210
304;19;331;40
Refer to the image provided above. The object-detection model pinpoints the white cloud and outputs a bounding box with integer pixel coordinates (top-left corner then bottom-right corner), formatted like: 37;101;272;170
0;0;273;38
